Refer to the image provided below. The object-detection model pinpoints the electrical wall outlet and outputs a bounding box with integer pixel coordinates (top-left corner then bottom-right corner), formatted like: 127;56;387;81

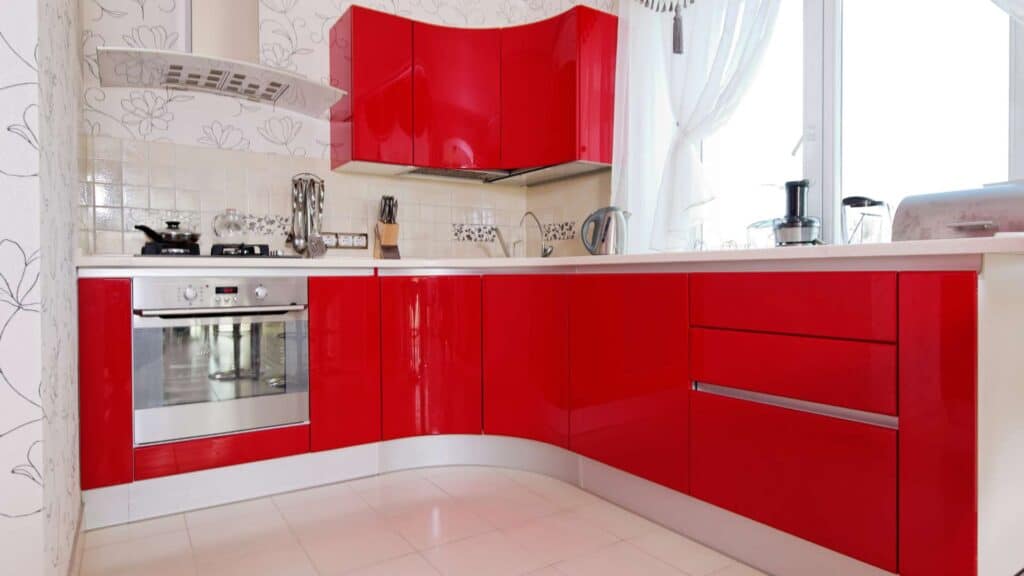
326;232;369;249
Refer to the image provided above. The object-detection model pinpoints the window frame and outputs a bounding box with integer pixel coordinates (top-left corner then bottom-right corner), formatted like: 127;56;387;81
808;0;1022;243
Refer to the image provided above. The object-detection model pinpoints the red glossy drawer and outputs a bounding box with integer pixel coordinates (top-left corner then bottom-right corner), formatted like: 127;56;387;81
690;328;897;415
134;425;310;480
691;392;897;571
690;272;897;342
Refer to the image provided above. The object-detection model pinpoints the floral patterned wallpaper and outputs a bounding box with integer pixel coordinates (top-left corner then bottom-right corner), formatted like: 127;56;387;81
81;0;618;159
1;1;82;574
0;0;45;574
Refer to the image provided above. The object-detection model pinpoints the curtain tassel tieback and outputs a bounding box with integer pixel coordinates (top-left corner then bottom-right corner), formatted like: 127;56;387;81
637;0;694;54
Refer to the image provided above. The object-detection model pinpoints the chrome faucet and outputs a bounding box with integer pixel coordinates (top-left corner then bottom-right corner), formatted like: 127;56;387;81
520;211;554;258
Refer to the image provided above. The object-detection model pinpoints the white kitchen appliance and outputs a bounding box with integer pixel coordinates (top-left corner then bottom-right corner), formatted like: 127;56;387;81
131;276;309;445
96;0;343;116
892;181;1024;241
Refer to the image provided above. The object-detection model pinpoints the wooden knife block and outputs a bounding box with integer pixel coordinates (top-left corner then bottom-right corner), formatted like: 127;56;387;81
375;222;400;259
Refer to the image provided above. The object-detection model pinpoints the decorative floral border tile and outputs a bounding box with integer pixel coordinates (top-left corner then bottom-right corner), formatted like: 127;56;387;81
543;221;576;241
452;223;498;243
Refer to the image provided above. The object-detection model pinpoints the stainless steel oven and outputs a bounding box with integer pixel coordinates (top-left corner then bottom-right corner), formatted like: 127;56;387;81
131;276;309;445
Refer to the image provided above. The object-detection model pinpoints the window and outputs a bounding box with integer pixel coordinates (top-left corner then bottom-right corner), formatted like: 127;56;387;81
840;0;1009;215
701;0;804;249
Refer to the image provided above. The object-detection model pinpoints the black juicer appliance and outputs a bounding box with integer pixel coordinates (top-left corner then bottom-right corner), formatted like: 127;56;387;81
774;179;822;246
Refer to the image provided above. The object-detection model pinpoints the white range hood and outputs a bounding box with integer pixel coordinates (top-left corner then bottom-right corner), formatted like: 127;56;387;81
96;0;344;117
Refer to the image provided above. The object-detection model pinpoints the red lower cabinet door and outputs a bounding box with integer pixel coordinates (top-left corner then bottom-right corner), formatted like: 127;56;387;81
690;392;897;572
898;272;977;576
483;275;569;447
309;276;382;451
569;274;689;492
79;278;133;489
381;275;482;438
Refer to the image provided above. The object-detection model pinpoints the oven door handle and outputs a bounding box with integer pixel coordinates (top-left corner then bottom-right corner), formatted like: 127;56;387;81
135;304;307;318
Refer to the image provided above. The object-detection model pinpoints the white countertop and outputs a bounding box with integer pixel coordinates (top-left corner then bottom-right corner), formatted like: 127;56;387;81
76;236;1024;276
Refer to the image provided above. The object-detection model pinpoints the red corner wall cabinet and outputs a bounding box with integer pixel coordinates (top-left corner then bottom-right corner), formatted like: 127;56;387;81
329;6;616;184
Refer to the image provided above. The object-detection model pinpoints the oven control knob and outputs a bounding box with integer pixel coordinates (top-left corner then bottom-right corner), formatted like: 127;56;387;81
254;285;268;300
183;286;198;302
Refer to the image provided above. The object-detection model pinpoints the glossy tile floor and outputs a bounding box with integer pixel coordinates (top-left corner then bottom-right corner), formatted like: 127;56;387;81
81;466;766;576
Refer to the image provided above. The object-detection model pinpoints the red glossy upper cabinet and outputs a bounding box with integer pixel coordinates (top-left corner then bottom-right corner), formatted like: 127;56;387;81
309;276;381;452
501;7;617;169
501;11;577;168
413;23;501;169
575;6;617;163
330;7;413;170
79;278;133;489
381;275;483;439
483;275;569;448
569;274;689;492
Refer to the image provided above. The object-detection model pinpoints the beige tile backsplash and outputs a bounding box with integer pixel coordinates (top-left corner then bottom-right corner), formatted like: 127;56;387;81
79;136;612;259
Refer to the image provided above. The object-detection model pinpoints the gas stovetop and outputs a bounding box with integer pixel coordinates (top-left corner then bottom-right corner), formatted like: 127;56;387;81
138;243;298;258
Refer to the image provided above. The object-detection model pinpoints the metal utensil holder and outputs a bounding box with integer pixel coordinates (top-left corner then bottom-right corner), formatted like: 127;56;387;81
288;173;326;257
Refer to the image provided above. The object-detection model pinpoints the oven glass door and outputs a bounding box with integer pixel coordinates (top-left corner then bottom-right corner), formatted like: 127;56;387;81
132;308;309;445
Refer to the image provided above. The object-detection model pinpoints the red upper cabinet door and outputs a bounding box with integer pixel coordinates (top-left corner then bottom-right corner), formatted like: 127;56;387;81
413;23;501;169
330;7;413;169
79;278;133;489
381;275;483;439
483;275;570;448
898;272;977;576
569;274;689;492
309;276;382;452
576;6;617;164
501;12;578;169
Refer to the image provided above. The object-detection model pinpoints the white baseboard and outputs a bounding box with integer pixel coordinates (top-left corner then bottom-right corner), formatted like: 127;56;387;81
83;434;891;576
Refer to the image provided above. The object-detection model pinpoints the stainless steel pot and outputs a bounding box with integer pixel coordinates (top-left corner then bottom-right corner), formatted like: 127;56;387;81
135;221;201;244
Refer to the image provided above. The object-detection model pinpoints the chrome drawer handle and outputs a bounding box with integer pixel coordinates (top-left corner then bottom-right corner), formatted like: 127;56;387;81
947;220;997;231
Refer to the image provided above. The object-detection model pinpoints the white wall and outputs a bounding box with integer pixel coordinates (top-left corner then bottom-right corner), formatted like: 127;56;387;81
0;1;46;572
0;1;82;574
39;0;83;573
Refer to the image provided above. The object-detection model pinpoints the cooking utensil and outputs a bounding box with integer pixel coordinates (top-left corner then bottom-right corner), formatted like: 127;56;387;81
581;207;630;255
135;221;201;244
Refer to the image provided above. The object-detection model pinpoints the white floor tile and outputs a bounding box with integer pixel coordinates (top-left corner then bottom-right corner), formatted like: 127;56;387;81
80;465;765;576
629;530;736;576
85;514;186;549
186;498;296;565
708;563;769;576
385;499;495;550
422;531;546;576
300;523;415;575
570;501;662;540
345;553;443;576
552;541;683;576
194;541;317;576
81;530;196;576
502;511;620;566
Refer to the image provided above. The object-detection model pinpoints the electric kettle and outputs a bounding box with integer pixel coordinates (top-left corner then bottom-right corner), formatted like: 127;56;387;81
581;207;630;255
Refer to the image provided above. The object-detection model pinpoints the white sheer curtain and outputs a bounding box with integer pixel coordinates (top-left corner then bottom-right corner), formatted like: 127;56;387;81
612;0;780;252
991;0;1024;23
